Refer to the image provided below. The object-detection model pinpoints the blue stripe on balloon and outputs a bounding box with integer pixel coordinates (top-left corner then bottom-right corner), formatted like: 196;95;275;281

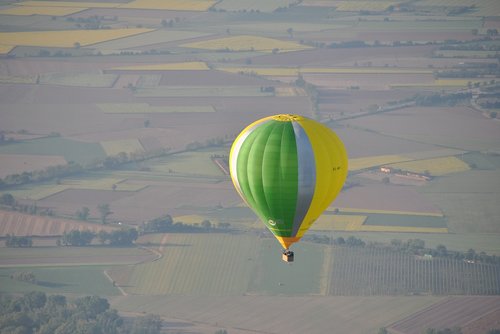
291;121;316;236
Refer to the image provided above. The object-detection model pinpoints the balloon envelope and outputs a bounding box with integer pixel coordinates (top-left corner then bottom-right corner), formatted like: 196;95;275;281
229;114;348;249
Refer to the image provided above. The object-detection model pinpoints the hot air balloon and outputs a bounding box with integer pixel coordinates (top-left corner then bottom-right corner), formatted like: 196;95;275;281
229;114;348;262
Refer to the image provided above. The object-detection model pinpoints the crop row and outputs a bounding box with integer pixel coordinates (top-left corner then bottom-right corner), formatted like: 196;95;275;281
125;233;260;296
330;247;500;296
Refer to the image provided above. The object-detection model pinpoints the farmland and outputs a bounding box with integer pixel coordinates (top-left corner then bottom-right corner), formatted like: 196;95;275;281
330;246;500;296
0;1;499;333
0;28;153;48
181;35;312;53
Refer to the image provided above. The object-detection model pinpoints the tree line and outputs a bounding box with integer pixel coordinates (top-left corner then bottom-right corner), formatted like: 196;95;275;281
59;229;138;247
0;148;169;190
139;214;230;234
305;234;500;265
0;291;161;334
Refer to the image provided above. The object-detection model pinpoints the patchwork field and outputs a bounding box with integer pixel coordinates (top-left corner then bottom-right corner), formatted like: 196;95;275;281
134;86;275;97
330;247;500;296
120;0;216;11
181;35;312;53
97;103;216;114
0;210;118;237
388;156;470;176
0;28;153;48
388;296;500;334
113;294;443;334
119;233;260;295
0;265;119;295
100;138;144;156
0;153;66;178
39;72;118;88
111;61;209;71
348;154;411;171
0;137;106;165
1;3;499;332
0;5;86;16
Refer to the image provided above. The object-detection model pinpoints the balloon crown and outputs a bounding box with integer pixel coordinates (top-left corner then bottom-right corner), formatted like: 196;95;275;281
272;114;304;122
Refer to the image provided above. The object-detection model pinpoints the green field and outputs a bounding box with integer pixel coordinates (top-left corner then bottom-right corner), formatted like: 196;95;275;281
461;152;500;170
0;137;106;165
248;239;326;295
92;30;211;51
0;175;146;200
419;170;500;234
0;265;119;296
148;149;227;176
122;233;260;295
330;246;500;296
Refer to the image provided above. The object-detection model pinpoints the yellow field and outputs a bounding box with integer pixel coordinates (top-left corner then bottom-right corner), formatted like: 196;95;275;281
435;79;490;87
17;1;120;8
391;79;490;89
181;35;312;53
0;45;14;54
218;67;299;76
174;215;219;225
0;28;153;48
121;0;216;11
218;66;431;76
0;5;86;16
348;155;410;171
3;185;70;201
112;62;209;71
301;67;432;74
0;75;37;84
388;156;470;176
100;139;144;156
275;87;307;97
333;1;399;11
16;0;215;11
312;214;367;231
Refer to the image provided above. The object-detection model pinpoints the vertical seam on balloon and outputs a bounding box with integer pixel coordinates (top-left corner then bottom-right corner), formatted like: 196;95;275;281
291;121;315;237
260;121;280;228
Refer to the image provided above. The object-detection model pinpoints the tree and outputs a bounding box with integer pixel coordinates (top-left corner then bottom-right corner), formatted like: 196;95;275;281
97;230;109;244
5;235;32;247
215;330;228;334
334;236;345;245
0;193;15;206
61;230;95;246
436;244;448;257
131;314;162;334
98;203;112;224
74;41;81;49
144;214;173;233
75;295;109;318
76;206;90;220
201;219;212;230
378;328;388;334
286;27;294;38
